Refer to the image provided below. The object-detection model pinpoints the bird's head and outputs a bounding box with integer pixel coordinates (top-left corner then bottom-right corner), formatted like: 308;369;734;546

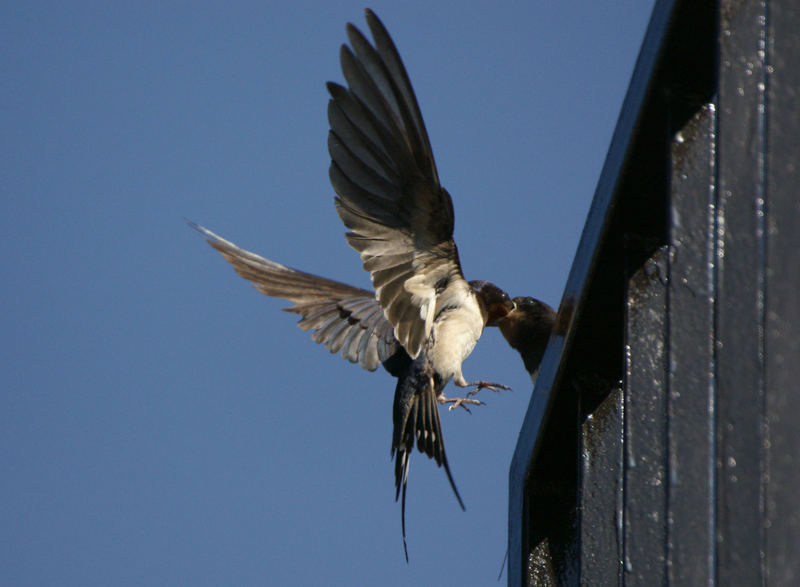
497;296;556;348
469;280;514;326
496;296;556;380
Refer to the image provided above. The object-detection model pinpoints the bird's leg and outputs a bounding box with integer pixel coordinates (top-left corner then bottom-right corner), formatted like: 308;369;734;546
454;377;513;398
437;394;484;413
436;375;511;411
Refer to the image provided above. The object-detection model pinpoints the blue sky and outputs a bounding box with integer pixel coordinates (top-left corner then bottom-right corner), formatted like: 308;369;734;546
2;2;654;585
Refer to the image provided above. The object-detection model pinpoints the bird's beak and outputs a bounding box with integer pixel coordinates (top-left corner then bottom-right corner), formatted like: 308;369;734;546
486;298;516;326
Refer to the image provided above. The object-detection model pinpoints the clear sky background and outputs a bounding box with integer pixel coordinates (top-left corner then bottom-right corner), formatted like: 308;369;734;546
2;2;655;585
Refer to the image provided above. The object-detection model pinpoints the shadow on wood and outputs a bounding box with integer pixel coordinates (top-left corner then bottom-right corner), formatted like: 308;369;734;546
508;0;800;584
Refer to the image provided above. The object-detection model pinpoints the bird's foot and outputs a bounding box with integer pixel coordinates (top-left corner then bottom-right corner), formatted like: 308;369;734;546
437;395;485;413
465;381;512;397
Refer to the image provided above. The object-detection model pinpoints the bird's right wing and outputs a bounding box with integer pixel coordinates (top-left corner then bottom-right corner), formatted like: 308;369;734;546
190;222;399;371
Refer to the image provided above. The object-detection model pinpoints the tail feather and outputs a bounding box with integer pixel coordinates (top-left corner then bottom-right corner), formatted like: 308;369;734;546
391;354;465;561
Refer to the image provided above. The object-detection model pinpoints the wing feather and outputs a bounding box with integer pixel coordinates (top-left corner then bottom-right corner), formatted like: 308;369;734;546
328;9;470;359
190;222;398;371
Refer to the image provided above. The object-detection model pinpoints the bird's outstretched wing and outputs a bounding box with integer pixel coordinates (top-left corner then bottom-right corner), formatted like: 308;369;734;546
190;222;399;371
327;9;468;360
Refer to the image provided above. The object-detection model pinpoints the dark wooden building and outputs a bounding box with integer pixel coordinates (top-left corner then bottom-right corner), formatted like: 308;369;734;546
508;0;800;584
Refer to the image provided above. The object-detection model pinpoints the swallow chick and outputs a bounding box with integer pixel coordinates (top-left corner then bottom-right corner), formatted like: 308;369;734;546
189;222;513;561
497;297;556;383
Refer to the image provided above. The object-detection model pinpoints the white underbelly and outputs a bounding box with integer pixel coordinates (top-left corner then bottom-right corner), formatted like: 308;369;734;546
429;304;484;383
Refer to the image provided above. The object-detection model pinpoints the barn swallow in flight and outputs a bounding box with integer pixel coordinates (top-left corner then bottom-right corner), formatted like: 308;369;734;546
497;297;556;383
189;223;512;560
191;8;516;560
326;9;521;554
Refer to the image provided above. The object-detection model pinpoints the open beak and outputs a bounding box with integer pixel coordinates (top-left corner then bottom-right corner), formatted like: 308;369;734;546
486;298;516;326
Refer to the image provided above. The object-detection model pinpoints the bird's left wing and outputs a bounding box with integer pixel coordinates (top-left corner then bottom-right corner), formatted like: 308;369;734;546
327;9;469;360
190;222;399;371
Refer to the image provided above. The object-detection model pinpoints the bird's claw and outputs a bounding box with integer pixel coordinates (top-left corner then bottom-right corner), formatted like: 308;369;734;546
465;381;512;397
438;395;485;413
